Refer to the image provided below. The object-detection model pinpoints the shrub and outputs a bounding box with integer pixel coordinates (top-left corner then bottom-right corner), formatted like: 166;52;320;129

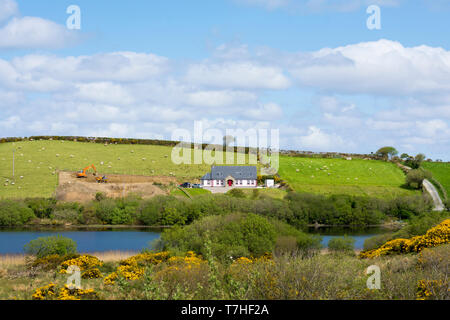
24;236;77;258
227;189;246;198
328;236;355;253
25;198;56;218
0;200;35;226
52;209;80;223
274;236;298;256
29;253;80;271
363;233;394;251
160;213;319;261
406;169;431;189
360;219;450;258
95;192;107;202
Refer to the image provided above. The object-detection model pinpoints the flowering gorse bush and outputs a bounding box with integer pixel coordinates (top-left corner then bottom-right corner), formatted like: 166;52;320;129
416;280;448;300
59;255;103;273
82;268;103;279
32;283;99;300
104;251;170;285
360;219;450;258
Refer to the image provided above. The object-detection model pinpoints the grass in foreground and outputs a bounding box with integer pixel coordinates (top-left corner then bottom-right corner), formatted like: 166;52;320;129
278;156;418;198
0;245;448;300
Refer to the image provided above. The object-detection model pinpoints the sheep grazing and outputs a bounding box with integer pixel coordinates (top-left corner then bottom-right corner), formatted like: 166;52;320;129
56;154;60;157
100;162;104;165
296;169;300;173
70;155;75;158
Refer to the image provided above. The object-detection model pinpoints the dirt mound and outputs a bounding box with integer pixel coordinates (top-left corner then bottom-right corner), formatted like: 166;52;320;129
56;171;173;202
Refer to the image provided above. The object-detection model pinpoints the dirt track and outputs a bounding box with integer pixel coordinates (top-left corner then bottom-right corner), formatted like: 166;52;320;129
56;171;176;202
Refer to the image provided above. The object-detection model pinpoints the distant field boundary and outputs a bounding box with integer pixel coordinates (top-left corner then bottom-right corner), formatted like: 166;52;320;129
0;136;259;155
0;135;410;161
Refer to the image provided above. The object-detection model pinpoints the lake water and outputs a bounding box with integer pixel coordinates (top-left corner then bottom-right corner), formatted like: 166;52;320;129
0;228;162;254
308;226;393;250
0;226;393;254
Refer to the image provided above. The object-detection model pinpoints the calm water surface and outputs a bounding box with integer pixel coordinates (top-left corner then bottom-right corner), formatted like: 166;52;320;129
0;226;393;254
0;227;162;254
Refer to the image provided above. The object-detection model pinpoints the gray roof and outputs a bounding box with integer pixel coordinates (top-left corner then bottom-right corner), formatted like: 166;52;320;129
201;166;257;180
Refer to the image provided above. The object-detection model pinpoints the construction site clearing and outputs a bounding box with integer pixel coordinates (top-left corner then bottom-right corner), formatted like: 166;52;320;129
56;171;177;202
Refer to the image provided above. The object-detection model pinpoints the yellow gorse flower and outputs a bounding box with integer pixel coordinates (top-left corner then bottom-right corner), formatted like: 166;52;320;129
360;219;450;258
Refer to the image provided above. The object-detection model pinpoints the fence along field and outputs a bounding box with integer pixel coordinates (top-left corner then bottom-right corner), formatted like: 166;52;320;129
278;156;419;198
0;140;254;199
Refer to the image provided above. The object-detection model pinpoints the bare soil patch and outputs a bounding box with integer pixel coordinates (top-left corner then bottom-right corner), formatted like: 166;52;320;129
56;171;175;202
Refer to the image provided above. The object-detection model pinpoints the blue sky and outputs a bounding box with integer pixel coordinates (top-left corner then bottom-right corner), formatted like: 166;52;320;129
1;0;450;160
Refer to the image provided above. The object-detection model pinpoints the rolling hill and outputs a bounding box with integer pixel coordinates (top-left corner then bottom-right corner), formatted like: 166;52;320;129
0;140;253;199
278;155;418;198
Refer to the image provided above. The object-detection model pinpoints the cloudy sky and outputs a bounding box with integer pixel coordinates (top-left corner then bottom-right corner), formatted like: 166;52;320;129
0;0;449;160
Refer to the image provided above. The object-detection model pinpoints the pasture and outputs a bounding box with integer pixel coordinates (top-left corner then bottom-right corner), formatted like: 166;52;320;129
422;162;450;198
278;156;418;198
0;140;254;199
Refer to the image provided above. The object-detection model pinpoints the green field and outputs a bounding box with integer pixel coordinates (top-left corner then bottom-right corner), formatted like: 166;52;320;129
171;188;212;198
422;162;450;198
278;156;418;198
0;140;254;199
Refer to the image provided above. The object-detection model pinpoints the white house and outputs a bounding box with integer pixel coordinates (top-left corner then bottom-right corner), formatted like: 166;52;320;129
201;166;257;188
265;179;275;188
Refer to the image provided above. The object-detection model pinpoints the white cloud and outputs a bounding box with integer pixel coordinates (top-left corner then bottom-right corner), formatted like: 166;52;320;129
186;61;291;89
187;90;257;108
75;82;135;105
416;119;449;138
247;102;283;120
298;126;345;150
0;17;80;49
0;0;17;22
290;39;450;96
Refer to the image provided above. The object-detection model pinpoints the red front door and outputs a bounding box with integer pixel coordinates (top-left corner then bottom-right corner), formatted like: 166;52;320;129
228;180;233;187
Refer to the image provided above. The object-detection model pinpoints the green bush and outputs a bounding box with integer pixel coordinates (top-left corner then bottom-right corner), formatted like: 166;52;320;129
227;189;246;198
363;233;394;251
25;198;56;218
160;213;320;261
328;236;355;253
29;253;80;271
95;192;107;202
52;209;80;224
0;200;35;226
24;236;77;258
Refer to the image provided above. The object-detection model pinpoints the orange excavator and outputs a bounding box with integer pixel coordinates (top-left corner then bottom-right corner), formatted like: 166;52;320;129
76;164;98;178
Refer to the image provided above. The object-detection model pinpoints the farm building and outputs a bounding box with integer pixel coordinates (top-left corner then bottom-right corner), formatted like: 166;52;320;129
201;166;257;188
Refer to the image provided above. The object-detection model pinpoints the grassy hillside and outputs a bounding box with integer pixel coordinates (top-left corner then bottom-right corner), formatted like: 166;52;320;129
422;162;450;197
0;140;253;199
278;156;418;198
